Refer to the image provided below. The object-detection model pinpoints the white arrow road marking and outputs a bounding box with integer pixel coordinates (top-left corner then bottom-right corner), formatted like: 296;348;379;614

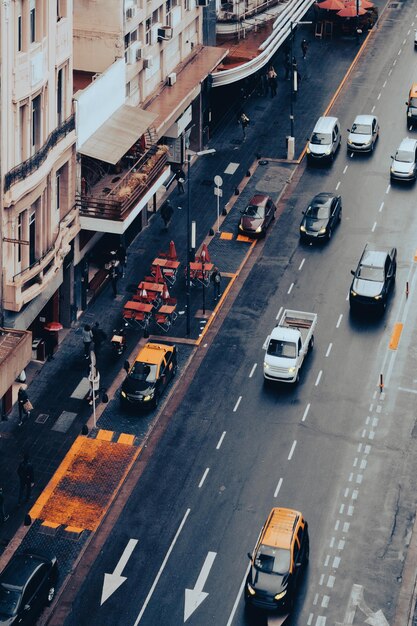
184;552;217;622
335;584;390;626
101;538;138;605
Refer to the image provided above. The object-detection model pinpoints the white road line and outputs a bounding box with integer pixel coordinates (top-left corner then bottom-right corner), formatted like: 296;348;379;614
224;162;239;175
388;68;392;76
315;370;322;386
336;314;343;328
386;184;391;194
262;335;270;349
216;431;226;450
299;258;305;270
371;221;377;232
398;386;417;394
198;468;210;488
350;151;354;158
288;282;294;294
233;396;242;412
379;201;384;212
335;181;341;190
371;105;376;113
274;477;283;498
407;29;411;34
325;343;332;357
393;59;397;66
288;440;297;460
276;306;283;321
383;80;387;88
302;403;310;422
398;48;402;56
403;38;407;45
133;508;191;624
226;563;251;626
377;93;381;100
343;165;348;174
249;363;257;378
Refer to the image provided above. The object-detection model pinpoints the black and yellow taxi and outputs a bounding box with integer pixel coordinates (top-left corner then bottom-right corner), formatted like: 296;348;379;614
120;341;177;410
245;507;309;612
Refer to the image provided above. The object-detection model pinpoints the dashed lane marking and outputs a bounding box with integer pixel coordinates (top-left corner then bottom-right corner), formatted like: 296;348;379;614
224;162;239;175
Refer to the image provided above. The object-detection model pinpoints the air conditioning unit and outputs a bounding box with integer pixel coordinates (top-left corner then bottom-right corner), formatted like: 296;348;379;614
158;26;173;41
143;56;153;69
197;0;209;6
167;72;177;86
125;6;136;19
127;42;141;64
150;24;160;45
136;46;143;61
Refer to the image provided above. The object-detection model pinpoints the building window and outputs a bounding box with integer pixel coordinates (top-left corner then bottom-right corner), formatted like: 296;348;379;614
30;0;36;43
17;213;23;264
19;103;28;162
56;164;68;213
31;94;41;153
145;18;151;44
56;171;61;211
29;211;36;266
17;0;22;52
57;0;67;20
57;68;63;125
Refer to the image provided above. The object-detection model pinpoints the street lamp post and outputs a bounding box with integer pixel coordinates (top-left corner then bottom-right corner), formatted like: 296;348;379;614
185;148;216;336
288;20;312;160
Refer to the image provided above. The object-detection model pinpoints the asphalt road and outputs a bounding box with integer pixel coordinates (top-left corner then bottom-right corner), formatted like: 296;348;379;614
60;4;417;626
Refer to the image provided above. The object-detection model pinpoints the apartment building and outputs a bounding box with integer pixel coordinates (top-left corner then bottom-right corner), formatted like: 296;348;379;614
0;0;78;409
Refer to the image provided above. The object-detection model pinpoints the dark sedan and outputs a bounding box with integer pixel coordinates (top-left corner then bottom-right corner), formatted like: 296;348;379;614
238;194;276;238
0;551;58;625
299;192;342;242
349;244;397;313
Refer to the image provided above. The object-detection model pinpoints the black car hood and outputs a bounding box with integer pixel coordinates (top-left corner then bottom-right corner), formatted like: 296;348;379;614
352;278;383;298
249;566;288;595
303;217;327;233
122;377;155;396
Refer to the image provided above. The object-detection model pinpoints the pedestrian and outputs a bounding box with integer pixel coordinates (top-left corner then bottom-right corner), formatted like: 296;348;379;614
267;65;277;97
82;324;94;357
92;322;107;356
17;387;31;426
109;265;119;297
160;199;174;230
44;330;56;361
284;51;291;80
17;453;35;505
117;245;127;278
175;168;186;194
211;267;222;301
239;112;250;140
301;39;308;59
0;488;8;523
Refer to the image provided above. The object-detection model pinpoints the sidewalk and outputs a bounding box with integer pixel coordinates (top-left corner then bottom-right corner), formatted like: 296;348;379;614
0;14;376;614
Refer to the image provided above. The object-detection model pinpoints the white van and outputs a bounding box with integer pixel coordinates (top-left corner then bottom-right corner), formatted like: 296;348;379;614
307;116;341;163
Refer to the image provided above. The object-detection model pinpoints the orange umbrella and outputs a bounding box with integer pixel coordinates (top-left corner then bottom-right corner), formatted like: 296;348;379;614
162;283;170;300
317;0;344;10
168;240;177;261
344;0;373;6
44;322;63;331
200;243;211;263
337;4;366;15
153;264;164;284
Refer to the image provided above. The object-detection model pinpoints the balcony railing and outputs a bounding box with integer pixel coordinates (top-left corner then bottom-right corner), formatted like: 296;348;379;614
77;146;169;222
4;114;75;192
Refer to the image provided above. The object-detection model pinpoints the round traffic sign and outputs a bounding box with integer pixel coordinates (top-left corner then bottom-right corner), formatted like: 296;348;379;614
214;175;223;187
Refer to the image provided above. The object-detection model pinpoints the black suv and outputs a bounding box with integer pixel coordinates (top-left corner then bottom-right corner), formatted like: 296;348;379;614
350;245;397;313
0;551;58;625
299;192;342;242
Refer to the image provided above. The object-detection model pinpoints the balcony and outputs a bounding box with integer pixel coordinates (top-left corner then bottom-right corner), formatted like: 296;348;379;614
3;205;79;312
78;145;170;235
4;114;75;192
0;329;32;397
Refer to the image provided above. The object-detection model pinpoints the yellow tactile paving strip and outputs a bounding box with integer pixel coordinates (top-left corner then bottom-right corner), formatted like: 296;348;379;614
30;435;140;532
220;232;233;240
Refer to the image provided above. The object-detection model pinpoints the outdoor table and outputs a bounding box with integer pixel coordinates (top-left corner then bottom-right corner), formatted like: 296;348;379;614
189;262;213;286
138;281;164;293
123;301;153;314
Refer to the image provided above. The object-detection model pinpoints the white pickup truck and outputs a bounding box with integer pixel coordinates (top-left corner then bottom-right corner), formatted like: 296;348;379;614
263;309;317;383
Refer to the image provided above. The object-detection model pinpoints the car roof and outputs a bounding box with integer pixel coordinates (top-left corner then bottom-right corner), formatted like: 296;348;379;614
360;247;391;268
311;192;334;202
248;194;269;207
313;116;339;133
134;341;174;365
0;553;48;588
397;137;417;151
261;508;301;549
353;114;375;125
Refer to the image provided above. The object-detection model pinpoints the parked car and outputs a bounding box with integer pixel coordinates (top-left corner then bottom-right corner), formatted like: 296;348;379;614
299;192;342;242
349;244;397;313
347;115;379;153
390;137;417;181
238;194;276;237
0;551;58;625
245;507;309;612
120;340;177;410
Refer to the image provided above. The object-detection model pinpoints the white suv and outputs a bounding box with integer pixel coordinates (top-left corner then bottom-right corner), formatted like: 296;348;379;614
390;137;417;181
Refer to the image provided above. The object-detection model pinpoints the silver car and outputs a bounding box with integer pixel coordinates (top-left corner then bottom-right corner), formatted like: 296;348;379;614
347;115;379;153
390;137;417;181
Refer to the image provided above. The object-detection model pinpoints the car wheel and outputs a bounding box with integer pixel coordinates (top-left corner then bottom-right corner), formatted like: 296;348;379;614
153;394;159;409
172;363;178;378
308;336;314;352
327;228;332;241
304;537;310;564
294;371;300;384
47;586;56;605
338;208;342;222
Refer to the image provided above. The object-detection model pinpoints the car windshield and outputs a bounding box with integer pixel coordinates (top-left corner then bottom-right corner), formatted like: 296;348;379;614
244;204;265;218
310;132;331;145
357;264;384;281
410;97;417;107
395;150;414;163
306;200;331;219
129;362;157;382
254;546;291;575
0;584;20;616
351;123;371;135
267;339;297;358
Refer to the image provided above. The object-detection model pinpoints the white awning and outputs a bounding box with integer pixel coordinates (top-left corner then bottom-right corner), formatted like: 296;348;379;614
78;105;157;165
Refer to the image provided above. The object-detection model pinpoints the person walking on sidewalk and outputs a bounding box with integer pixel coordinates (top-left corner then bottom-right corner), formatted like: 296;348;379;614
92;322;106;356
267;65;277;97
117;245;127;278
17;387;31;426
301;39;309;59
109;265;119;297
160;199;174;230
211;267;222;301
0;487;9;523
175;168;186;194
17;453;35;504
82;324;94;358
239;112;250;140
